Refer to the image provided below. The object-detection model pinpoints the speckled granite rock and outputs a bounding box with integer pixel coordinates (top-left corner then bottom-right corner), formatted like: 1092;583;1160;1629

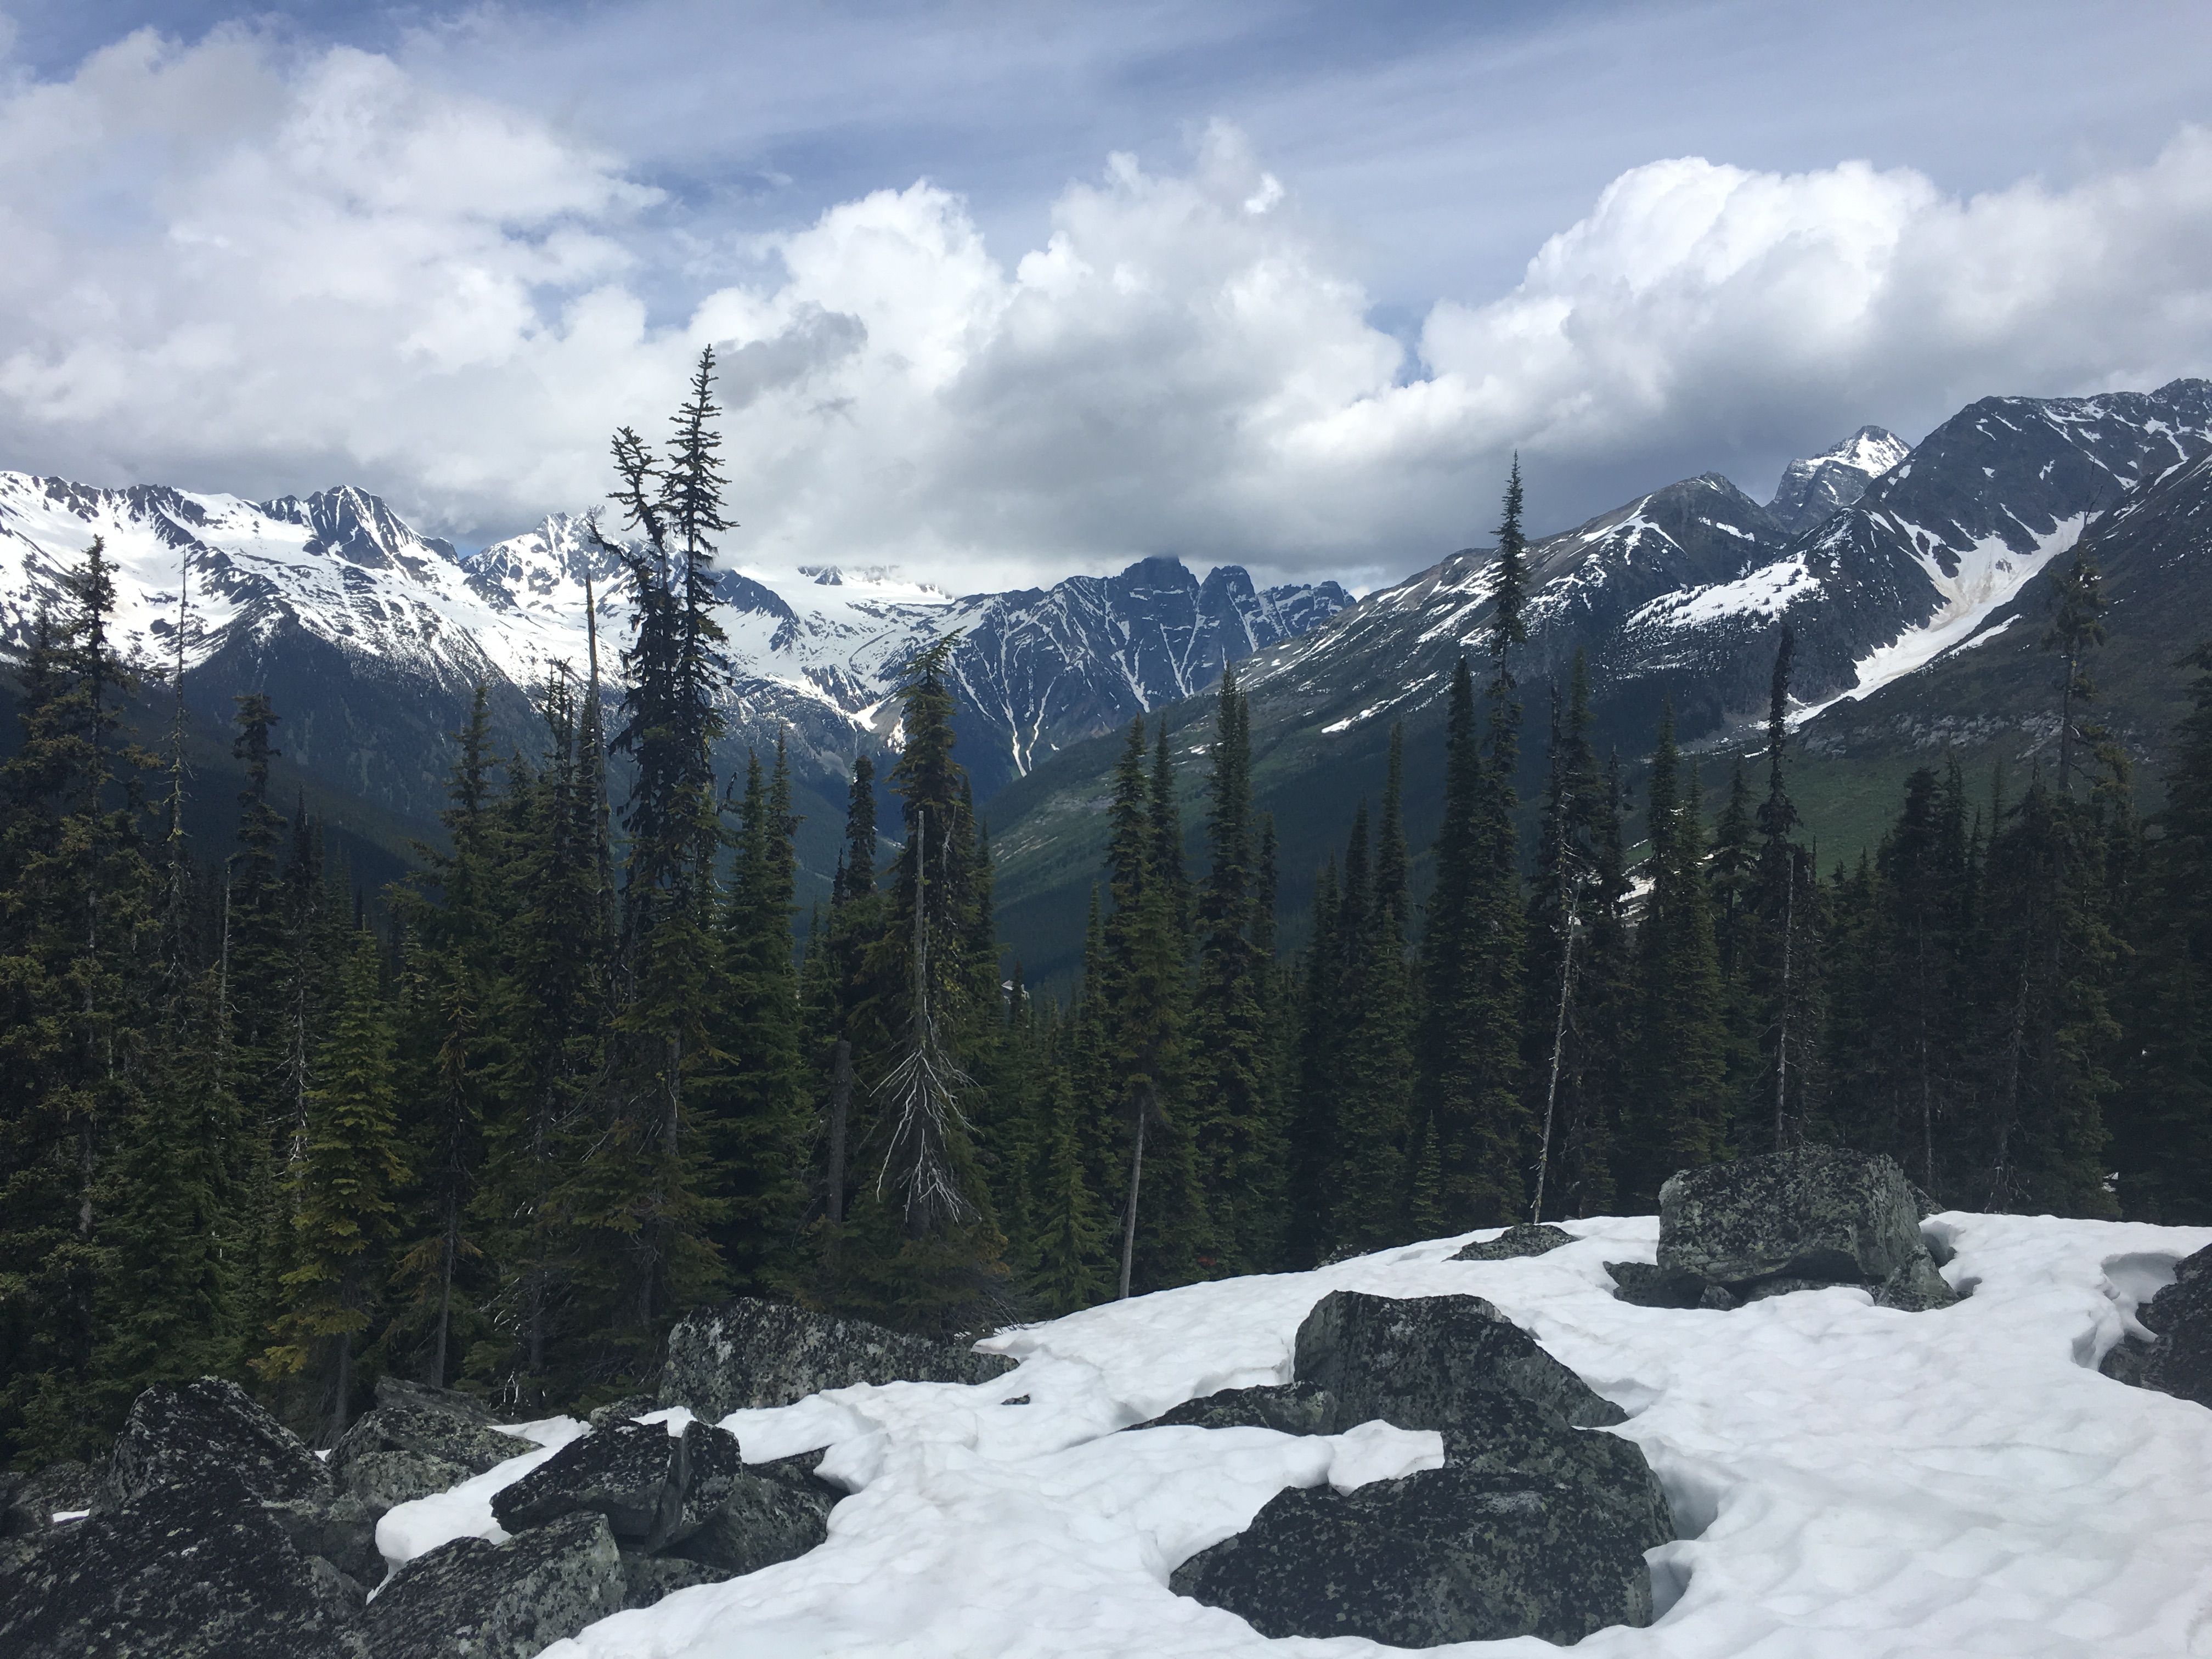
658;1297;1017;1418
1293;1291;1627;1437
664;1464;833;1578
1658;1146;1925;1289
492;1421;676;1544
619;1550;725;1610
1452;1223;1576;1262
94;1377;330;1513
1874;1251;1961;1312
0;1468;366;1659
1129;1383;1336;1436
331;1378;535;1517
2101;1243;2212;1407
1170;1453;1670;1647
1602;1261;1711;1308
0;1464;100;1578
366;1508;622;1659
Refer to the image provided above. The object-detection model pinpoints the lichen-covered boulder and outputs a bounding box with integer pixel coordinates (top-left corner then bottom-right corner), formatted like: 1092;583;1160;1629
1171;1452;1671;1647
1658;1146;1925;1290
619;1551;725;1611
492;1421;678;1544
1293;1291;1627;1442
0;1463;100;1578
1452;1223;1576;1262
365;1508;623;1659
1874;1251;1961;1312
94;1376;330;1513
331;1377;535;1517
0;1468;367;1659
2101;1243;2212;1407
1603;1261;1712;1309
1130;1383;1336;1436
665;1464;833;1578
658;1297;1017;1418
262;1492;381;1582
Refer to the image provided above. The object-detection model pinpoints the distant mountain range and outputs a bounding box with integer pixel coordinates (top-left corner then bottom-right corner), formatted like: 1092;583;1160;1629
984;379;2212;983
0;478;1350;881
7;378;2208;965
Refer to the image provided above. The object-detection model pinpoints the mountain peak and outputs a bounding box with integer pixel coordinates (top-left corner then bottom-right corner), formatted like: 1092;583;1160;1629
1768;426;1910;534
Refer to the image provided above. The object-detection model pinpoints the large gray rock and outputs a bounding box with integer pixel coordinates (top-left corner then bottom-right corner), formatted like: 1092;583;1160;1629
665;1464;833;1578
493;1421;679;1545
2102;1243;2212;1407
331;1377;536;1516
94;1376;331;1512
1452;1223;1576;1262
0;1463;100;1578
659;1297;1017;1418
619;1550;725;1611
366;1508;623;1659
1171;1452;1669;1647
1658;1146;1925;1290
1130;1384;1336;1436
1293;1291;1627;1442
0;1468;367;1658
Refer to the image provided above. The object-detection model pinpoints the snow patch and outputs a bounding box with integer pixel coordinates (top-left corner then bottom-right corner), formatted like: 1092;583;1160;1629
1794;515;2086;725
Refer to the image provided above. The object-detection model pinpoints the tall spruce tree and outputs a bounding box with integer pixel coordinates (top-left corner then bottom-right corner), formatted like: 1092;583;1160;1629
1619;707;1729;1205
1186;669;1280;1272
264;924;408;1441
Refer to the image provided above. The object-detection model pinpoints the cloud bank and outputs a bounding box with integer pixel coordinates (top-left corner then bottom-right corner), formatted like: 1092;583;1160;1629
2;29;2210;591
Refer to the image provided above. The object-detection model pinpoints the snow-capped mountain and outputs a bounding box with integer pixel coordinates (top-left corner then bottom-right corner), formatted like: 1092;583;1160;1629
1766;426;1910;535
0;477;1350;826
981;379;2212;985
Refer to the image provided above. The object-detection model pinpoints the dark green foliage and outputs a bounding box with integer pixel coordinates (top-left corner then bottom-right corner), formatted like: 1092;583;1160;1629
1617;708;1729;1207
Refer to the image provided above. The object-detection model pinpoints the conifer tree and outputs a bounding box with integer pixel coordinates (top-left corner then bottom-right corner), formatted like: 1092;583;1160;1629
1619;707;1729;1205
1333;731;1415;1250
264;924;408;1440
1421;463;1533;1229
2112;641;2212;1220
1186;668;1279;1272
0;541;163;1462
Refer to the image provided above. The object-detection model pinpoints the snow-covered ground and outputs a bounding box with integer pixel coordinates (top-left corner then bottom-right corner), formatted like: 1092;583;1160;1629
379;1212;2212;1657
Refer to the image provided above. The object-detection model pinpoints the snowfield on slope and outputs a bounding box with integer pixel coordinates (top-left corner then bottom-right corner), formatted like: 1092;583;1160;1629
384;1213;2212;1657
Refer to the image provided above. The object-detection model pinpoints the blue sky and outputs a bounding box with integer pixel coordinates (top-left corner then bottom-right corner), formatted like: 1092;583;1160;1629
3;2;2210;588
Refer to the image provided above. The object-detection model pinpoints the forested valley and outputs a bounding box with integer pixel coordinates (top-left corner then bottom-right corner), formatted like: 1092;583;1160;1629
6;358;2210;1470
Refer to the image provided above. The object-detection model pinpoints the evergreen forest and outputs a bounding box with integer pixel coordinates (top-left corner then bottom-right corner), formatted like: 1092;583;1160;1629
7;358;2211;1469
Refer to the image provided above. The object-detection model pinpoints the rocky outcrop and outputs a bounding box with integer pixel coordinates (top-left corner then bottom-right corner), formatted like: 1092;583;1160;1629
2101;1243;2212;1407
1130;1384;1335;1435
1170;1291;1670;1647
95;1376;330;1512
1293;1291;1628;1442
0;1463;99;1577
366;1509;624;1659
332;1377;537;1517
494;1421;682;1545
1661;1146;1926;1286
1171;1456;1663;1647
0;1468;368;1659
658;1297;1017;1419
1607;1147;1957;1310
484;1418;837;1619
1452;1223;1576;1262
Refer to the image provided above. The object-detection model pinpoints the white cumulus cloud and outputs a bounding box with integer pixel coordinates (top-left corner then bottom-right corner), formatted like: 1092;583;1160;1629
1;28;2210;593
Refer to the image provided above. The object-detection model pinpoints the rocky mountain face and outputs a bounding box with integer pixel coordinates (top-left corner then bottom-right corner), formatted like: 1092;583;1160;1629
0;477;1350;842
985;379;2212;983
1766;426;1909;534
1798;437;2212;771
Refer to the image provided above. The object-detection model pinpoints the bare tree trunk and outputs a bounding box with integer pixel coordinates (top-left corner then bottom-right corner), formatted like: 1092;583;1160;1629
825;1037;852;1261
1532;881;1581;1224
1774;865;1795;1151
1118;1105;1147;1303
